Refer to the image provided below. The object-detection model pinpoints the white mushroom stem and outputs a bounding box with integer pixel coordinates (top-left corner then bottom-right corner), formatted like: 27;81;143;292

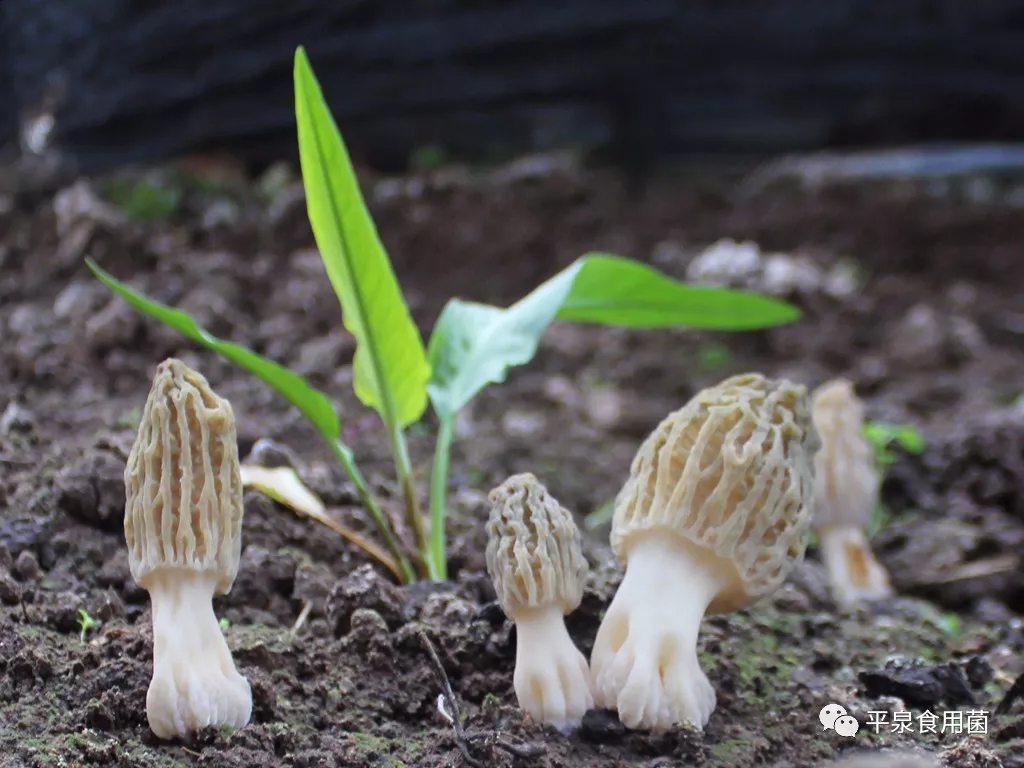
816;523;893;607
591;535;725;731
510;604;594;732
144;568;252;740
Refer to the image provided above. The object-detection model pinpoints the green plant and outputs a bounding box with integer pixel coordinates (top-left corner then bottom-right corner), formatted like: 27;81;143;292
409;144;449;173
697;341;732;372
863;420;925;467
77;608;98;643
104;176;182;221
863;419;925;537
85;46;802;585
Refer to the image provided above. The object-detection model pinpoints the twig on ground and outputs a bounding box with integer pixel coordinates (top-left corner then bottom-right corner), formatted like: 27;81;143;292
995;670;1024;715
464;731;547;759
928;554;1019;584
417;628;483;768
417;628;545;767
290;600;312;636
0;454;34;466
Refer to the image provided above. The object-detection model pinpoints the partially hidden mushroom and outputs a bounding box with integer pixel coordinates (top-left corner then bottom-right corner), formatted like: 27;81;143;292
810;378;893;607
590;373;818;731
485;473;593;730
124;358;252;739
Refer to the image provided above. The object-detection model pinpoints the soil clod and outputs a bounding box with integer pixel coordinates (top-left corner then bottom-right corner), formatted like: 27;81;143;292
859;658;977;709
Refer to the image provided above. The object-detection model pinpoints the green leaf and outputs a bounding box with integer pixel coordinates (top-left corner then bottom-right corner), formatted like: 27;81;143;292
294;46;430;428
427;262;584;420
558;253;801;329
891;425;925;454
85;258;341;441
864;421;925;458
426;253;800;420
584;497;616;531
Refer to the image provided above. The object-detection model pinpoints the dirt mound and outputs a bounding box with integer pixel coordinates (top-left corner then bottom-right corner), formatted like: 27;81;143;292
1;159;1023;766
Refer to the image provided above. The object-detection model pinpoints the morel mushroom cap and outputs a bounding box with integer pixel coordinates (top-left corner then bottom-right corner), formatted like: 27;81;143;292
485;473;593;730
811;378;879;529
611;372;818;614
125;358;244;594
486;472;588;616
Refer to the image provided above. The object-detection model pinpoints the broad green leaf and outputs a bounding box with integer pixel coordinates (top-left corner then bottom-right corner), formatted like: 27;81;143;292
558;253;801;329
427;253;800;420
427;262;583;419
86;258;341;441
294;47;430;428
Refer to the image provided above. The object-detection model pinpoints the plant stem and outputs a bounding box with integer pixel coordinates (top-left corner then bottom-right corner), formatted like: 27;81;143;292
427;416;454;582
329;439;415;583
388;424;428;576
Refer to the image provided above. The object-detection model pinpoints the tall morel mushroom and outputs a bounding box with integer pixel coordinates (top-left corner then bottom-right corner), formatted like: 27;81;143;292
811;378;893;607
590;373;818;732
485;473;593;730
125;358;252;739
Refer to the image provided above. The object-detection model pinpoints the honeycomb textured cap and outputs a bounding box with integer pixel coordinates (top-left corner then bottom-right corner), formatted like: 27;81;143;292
811;378;879;529
124;358;244;594
485;473;588;616
611;373;818;612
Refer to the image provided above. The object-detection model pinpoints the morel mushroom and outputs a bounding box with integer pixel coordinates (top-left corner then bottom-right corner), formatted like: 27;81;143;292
124;358;252;739
811;378;893;606
485;473;593;730
590;373;818;731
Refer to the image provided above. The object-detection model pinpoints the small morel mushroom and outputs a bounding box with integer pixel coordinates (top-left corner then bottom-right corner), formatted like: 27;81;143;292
485;473;593;730
811;378;893;607
124;358;251;739
590;373;818;731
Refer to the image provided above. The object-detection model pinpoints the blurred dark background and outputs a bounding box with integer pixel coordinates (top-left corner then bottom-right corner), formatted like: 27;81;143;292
2;0;1024;179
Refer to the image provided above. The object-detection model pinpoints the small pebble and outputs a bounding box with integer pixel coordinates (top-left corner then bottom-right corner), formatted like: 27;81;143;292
685;238;761;287
543;375;580;409
94;590;127;622
0;568;21;605
0;402;35;434
501;410;545;438
760;253;822;296
14;550;40;581
585;387;622;429
886;303;946;371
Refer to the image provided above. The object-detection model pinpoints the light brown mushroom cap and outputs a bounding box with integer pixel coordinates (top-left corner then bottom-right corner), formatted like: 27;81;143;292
811;378;879;529
124;358;244;594
611;373;818;613
485;473;588;616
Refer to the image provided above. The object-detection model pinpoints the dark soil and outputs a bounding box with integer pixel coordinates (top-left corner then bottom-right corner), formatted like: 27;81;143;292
1;155;1024;768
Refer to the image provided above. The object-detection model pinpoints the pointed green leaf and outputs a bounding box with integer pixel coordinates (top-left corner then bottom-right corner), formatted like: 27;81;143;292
558;252;801;329
85;258;341;441
294;47;430;428
427;262;583;420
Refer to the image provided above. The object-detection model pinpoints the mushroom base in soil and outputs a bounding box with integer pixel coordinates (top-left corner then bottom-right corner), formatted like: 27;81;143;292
816;523;893;607
591;534;723;731
513;604;594;731
144;568;252;740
